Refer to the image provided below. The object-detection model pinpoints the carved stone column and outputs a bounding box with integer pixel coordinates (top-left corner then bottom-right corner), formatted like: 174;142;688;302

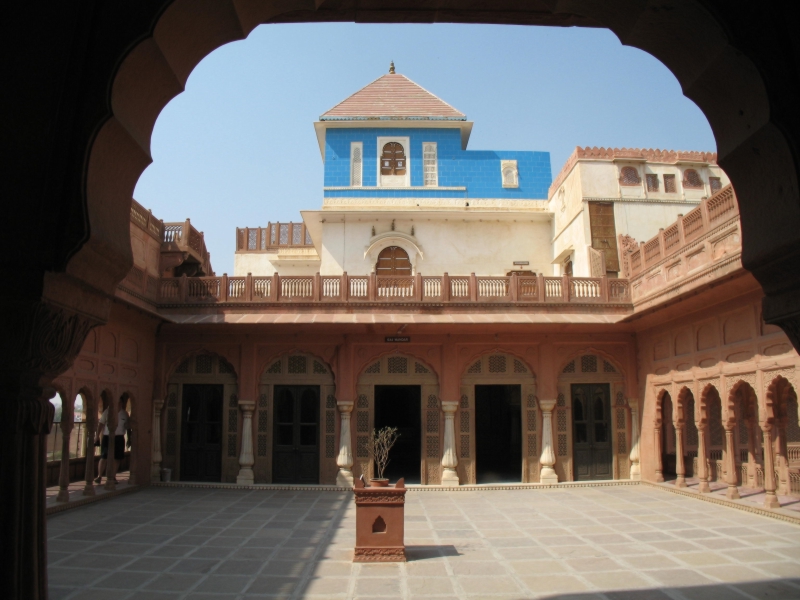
441;401;459;487
696;423;711;493
127;416;137;486
723;426;740;499
654;420;664;482
674;414;687;488
336;401;354;487
151;398;164;482
628;398;641;480
539;399;558;484
83;402;97;496
104;391;118;491
236;400;255;485
761;422;781;509
776;417;790;496
56;417;74;502
0;299;98;600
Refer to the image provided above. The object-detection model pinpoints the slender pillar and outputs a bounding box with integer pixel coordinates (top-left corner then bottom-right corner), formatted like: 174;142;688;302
761;423;781;508
723;427;740;499
539;399;558;484
629;398;640;480
336;401;354;487
696;424;711;493
236;400;255;485
441;401;459;487
83;405;97;496
55;418;74;502
104;398;118;491
127;416;136;486
746;418;758;488
654;424;664;482
151;398;164;482
775;419;790;496
674;422;687;488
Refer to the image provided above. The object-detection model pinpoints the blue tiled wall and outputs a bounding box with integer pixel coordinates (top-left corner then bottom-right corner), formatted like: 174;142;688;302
323;128;551;199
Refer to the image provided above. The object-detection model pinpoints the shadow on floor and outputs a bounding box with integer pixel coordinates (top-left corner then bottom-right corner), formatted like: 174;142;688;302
535;578;800;600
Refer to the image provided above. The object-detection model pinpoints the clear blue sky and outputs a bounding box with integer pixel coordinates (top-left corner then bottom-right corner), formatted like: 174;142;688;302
133;23;715;276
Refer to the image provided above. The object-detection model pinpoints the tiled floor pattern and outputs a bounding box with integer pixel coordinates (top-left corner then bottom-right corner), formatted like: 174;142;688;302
48;486;800;600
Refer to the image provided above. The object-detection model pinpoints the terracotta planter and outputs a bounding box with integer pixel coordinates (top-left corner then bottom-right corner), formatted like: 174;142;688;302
368;478;389;487
353;477;406;562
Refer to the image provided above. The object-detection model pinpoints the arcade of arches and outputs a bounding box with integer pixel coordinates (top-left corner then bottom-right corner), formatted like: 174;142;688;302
4;1;800;598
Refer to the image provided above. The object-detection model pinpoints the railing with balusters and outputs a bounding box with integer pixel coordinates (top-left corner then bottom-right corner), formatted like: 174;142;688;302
155;272;631;306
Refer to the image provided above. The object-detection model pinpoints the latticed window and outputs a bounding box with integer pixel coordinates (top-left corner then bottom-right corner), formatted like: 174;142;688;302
581;355;597;373
709;176;722;194
619;166;640;185
501;161;518;188
196;355;213;374
266;361;281;374
467;361;481;374
414;362;429;374
350;142;363;186
279;224;289;244
288;355;307;374
562;361;575;374
248;229;258;250
219;359;235;374
423;143;437;187
176;359;190;373
365;362;380;374
387;356;408;374
513;359;527;373
683;169;703;188
664;174;677;193
304;229;312;245
488;355;506;373
380;142;406;176
603;360;616;373
646;173;659;191
292;225;302;245
460;411;470;433
313;361;327;374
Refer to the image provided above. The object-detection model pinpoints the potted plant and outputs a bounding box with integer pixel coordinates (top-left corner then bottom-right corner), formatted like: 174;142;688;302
367;426;399;487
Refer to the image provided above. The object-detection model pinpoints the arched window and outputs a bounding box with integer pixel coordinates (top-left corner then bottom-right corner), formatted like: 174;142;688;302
350;142;362;186
619;166;641;186
380;142;406;176
683;169;703;188
376;246;411;276
501;160;518;188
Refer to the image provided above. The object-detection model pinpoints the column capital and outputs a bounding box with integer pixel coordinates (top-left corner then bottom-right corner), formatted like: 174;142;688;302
237;399;256;412
539;398;557;412
627;397;640;411
153;398;165;410
337;401;354;413
441;400;458;414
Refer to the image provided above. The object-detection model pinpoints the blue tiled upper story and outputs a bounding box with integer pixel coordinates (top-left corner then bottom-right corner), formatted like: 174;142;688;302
323;128;551;199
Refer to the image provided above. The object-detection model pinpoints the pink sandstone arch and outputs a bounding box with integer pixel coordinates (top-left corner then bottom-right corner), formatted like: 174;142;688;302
461;347;536;380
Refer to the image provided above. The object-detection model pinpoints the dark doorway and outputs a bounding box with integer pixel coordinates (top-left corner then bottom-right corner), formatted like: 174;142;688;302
661;393;677;478
475;385;522;483
273;386;320;484
374;385;421;484
180;384;223;482
572;384;613;481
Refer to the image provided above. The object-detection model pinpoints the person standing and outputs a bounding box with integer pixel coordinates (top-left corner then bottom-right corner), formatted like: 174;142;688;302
94;394;132;484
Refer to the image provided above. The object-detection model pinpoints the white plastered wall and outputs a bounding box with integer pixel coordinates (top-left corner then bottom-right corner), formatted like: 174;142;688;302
233;253;320;276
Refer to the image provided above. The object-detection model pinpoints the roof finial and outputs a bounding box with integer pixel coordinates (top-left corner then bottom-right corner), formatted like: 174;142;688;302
389;61;395;74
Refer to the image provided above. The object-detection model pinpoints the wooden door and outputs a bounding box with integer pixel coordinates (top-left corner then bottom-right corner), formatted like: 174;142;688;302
380;142;406;176
572;384;612;480
273;385;319;484
376;246;411;276
180;384;223;482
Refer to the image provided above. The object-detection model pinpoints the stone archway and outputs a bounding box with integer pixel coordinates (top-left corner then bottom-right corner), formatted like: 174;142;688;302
5;3;800;596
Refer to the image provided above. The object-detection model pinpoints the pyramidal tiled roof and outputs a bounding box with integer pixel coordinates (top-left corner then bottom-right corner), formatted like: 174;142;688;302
320;73;466;121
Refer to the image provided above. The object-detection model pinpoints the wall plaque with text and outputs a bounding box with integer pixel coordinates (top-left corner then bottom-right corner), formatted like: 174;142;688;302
385;336;410;343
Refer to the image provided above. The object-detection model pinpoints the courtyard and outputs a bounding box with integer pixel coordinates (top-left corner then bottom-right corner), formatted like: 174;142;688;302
47;484;800;600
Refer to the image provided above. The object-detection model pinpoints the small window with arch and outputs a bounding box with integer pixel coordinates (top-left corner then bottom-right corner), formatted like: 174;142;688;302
709;176;722;194
501;160;518;188
380;142;406;176
619;166;641;186
683;168;703;189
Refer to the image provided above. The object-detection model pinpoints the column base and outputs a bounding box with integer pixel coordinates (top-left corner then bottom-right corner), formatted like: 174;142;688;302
629;464;640;480
151;464;162;483
726;485;740;500
336;469;354;488
675;476;687;488
441;469;459;487
236;469;254;486
56;488;70;502
764;492;781;509
104;480;117;492
655;472;664;483
540;467;558;484
82;483;95;496
697;480;711;493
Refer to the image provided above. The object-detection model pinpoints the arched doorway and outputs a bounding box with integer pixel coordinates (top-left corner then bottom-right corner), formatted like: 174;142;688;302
461;352;537;484
661;392;676;479
376;246;412;276
162;354;238;482
559;354;627;481
258;353;336;484
355;353;438;484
